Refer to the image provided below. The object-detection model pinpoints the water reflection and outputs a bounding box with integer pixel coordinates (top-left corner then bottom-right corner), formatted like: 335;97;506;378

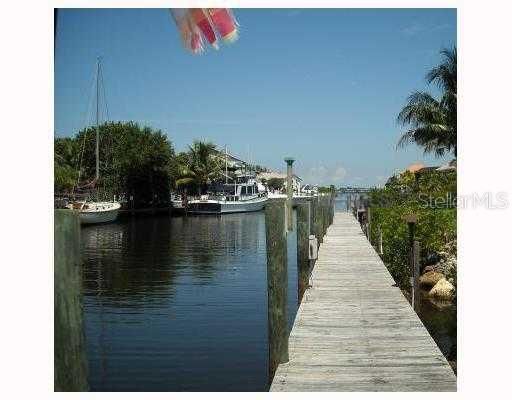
81;212;297;391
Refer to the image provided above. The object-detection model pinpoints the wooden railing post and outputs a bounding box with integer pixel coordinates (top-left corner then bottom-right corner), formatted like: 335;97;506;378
320;196;325;240
330;193;335;224
377;226;383;256
314;197;322;245
265;199;289;382
403;213;419;311
412;240;421;311
284;158;295;232
296;202;310;302
367;206;372;244
54;210;88;391
323;196;328;237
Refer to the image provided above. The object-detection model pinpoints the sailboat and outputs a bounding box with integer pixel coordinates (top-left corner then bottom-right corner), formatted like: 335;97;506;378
67;58;121;225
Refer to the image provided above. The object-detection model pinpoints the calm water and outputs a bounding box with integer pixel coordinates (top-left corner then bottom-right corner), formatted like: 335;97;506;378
82;211;298;391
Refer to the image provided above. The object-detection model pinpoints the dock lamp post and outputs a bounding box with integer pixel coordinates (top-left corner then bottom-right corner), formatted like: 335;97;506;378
284;157;295;231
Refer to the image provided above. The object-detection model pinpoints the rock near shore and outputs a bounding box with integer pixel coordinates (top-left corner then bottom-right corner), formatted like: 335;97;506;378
429;278;455;300
419;271;444;288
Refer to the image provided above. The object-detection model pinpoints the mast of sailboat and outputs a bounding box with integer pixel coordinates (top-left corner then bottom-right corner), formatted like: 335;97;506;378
225;145;228;185
95;57;100;181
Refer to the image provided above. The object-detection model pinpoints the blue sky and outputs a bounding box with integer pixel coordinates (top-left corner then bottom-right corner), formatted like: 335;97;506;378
55;8;456;187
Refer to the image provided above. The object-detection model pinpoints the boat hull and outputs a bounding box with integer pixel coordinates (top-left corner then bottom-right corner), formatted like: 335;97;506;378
80;209;120;225
188;197;267;214
77;202;122;225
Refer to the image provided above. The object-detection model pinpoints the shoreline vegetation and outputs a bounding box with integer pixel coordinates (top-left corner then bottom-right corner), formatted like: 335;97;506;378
364;46;457;372
374;45;457;300
54;122;269;207
368;169;457;300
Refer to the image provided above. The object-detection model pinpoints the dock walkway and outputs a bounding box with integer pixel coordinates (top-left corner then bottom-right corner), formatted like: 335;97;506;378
270;212;456;391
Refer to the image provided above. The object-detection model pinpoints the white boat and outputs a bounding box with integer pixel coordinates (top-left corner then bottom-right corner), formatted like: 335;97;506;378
188;175;267;214
68;201;121;224
69;58;121;225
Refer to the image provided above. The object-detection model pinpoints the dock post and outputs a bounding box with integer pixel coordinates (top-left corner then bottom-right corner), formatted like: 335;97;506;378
331;193;335;224
403;214;418;310
367;206;372;244
412;240;421;311
296;202;310;301
377;226;383;255
324;196;329;235
319;196;325;240
264;199;289;382
328;195;332;227
317;196;324;244
284;157;295;231
312;197;320;246
54;210;88;391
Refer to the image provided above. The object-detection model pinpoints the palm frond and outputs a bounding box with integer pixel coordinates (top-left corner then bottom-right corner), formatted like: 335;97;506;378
396;47;457;158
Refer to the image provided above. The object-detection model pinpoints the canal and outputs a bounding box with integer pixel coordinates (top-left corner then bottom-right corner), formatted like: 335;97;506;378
82;210;298;391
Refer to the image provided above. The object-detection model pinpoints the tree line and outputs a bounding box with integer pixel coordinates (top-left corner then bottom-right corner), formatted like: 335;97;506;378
54;121;267;207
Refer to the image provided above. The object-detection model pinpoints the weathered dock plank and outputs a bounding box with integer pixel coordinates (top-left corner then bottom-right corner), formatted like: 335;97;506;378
270;212;456;392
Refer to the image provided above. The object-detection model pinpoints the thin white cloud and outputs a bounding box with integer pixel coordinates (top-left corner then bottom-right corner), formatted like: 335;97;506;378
401;22;453;37
401;23;424;37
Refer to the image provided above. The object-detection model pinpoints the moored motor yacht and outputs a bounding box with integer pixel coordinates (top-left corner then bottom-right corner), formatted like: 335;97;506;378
188;175;267;214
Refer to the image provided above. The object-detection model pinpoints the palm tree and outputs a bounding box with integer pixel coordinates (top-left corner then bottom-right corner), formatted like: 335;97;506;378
175;140;223;194
397;47;457;158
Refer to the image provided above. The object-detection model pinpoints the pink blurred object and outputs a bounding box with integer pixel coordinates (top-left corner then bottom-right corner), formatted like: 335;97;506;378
170;8;239;54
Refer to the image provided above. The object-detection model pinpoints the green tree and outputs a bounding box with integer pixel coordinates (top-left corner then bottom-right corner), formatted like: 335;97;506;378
54;137;80;192
368;169;456;288
175;140;223;194
55;121;175;207
267;177;284;191
397;47;457;157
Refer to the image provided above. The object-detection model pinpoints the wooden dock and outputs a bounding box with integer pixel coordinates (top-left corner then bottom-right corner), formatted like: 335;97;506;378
270;212;456;391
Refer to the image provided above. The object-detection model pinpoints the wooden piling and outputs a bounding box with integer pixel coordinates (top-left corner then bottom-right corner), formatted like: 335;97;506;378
312;197;321;245
367;206;372;244
54;210;88;391
377;226;383;255
412;240;421;311
284;158;295;231
320;196;327;242
319;197;325;239
296;202;310;301
264;199;289;382
403;214;419;311
330;194;335;224
324;197;328;233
